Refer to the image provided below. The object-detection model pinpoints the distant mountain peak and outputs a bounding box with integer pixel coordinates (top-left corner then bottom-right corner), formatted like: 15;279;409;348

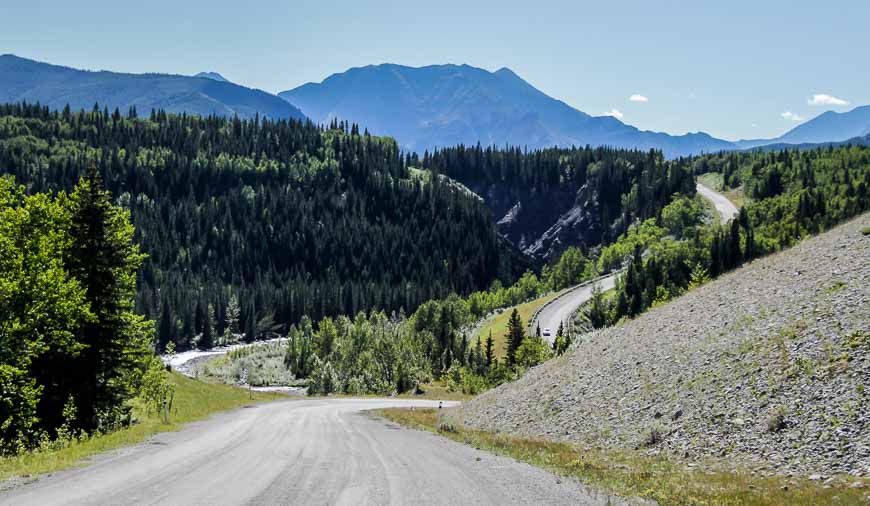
195;71;228;82
736;104;870;149
279;63;733;157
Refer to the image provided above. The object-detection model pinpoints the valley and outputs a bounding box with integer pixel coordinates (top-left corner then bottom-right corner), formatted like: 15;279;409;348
1;8;870;504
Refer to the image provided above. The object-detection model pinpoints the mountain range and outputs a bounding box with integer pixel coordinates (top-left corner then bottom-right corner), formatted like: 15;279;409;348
279;64;735;158
1;55;869;156
280;64;870;157
0;54;304;120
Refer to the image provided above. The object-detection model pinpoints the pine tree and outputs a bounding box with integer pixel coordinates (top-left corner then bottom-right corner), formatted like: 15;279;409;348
505;308;525;366
244;304;257;343
199;304;214;350
224;294;241;344
484;332;495;368
64;166;151;431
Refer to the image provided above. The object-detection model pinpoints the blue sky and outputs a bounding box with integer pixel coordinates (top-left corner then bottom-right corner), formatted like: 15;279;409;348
3;0;867;140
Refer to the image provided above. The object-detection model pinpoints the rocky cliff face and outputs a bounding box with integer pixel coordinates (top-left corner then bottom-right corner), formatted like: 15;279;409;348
471;182;610;261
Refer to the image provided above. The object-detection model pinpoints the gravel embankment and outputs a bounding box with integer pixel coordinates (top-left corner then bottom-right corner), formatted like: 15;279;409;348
451;213;870;478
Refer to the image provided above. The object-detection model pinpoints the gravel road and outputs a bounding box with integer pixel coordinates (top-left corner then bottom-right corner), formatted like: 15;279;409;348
0;398;629;506
532;275;617;345
696;182;738;223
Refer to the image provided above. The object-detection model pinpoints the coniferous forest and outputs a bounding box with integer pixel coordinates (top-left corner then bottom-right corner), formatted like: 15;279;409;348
0;103;530;352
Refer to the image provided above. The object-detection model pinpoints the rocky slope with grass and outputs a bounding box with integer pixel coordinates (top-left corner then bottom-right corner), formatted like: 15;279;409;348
450;213;870;478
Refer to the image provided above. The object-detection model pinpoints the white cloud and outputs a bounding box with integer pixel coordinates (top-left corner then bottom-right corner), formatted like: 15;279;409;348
602;109;624;119
808;94;848;106
629;94;649;103
781;111;805;122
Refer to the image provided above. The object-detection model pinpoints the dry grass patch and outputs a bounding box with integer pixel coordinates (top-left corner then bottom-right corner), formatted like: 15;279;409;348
377;408;869;506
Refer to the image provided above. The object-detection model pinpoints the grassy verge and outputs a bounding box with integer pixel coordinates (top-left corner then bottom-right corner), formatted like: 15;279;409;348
377;408;869;506
475;289;565;357
0;373;283;483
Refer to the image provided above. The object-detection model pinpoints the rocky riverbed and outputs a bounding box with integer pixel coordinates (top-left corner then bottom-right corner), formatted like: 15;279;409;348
451;213;870;478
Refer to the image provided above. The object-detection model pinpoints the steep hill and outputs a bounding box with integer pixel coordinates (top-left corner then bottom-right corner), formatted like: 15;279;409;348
280;64;735;157
738;105;870;149
0;54;304;120
451;214;870;477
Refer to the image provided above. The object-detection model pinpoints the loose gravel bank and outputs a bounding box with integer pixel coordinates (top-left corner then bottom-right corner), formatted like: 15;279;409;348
451;213;870;478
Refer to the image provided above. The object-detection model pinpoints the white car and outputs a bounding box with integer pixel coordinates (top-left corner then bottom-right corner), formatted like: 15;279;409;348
542;328;552;337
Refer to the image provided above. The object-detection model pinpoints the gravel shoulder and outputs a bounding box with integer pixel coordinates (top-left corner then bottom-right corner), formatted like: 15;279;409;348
451;213;870;478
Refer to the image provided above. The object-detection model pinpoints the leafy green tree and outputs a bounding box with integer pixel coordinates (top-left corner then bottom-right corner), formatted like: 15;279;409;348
0;177;91;449
515;335;552;369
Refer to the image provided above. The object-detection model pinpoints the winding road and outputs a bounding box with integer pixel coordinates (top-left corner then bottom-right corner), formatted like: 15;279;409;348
532;275;617;345
532;183;738;343
696;182;739;223
1;398;627;506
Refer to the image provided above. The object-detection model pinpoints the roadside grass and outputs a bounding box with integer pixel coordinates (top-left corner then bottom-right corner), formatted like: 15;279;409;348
475;289;565;357
377;408;869;506
0;373;283;483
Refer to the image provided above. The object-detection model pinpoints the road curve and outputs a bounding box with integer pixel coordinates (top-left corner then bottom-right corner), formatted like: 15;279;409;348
696;182;739;223
531;183;736;343
1;398;626;506
532;275;618;345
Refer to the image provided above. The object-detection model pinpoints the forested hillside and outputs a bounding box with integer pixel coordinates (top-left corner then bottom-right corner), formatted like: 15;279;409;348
588;146;870;326
0;54;305;121
0;103;527;352
415;144;695;259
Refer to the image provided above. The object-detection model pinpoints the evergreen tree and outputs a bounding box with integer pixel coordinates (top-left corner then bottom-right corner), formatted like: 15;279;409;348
224;294;241;344
244;304;257;343
199;304;214;350
63;167;152;431
505;308;525;366
484;332;495;368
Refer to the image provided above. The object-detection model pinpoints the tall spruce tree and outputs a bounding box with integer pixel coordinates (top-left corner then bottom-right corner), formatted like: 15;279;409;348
64;167;151;431
505;308;525;366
